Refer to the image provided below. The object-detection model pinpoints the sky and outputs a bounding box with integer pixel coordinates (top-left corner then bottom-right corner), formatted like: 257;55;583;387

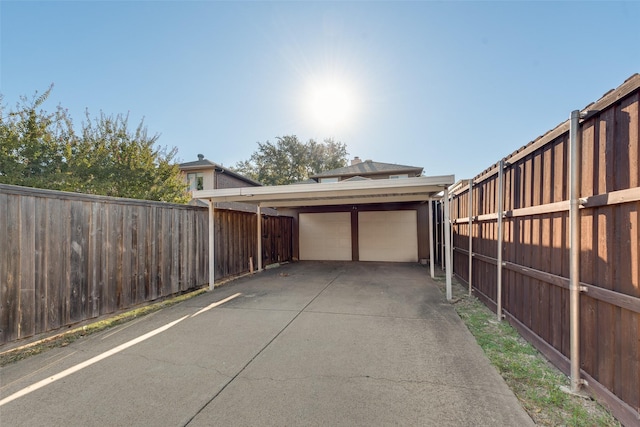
1;1;639;181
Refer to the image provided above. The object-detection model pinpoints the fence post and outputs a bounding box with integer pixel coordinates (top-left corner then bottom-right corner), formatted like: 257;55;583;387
257;205;263;271
496;159;505;321
569;109;583;393
444;187;452;301
208;200;215;291
428;199;435;278
468;179;473;296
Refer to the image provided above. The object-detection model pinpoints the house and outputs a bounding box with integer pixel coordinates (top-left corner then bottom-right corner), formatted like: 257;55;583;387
178;154;263;212
308;157;423;183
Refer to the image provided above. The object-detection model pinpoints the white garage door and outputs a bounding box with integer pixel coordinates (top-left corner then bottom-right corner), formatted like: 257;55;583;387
358;211;418;262
299;212;352;261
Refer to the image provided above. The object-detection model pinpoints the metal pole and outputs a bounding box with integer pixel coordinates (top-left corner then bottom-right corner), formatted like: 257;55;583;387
450;209;455;275
444;188;452;301
428;199;435;279
468;179;473;296
441;202;445;270
208;199;215;291
496;160;505;321
257;205;263;271
569;109;582;392
435;202;440;269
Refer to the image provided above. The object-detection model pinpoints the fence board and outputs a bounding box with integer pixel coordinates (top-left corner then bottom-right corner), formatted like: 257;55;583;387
34;197;48;334
0;194;7;343
69;200;88;323
90;202;102;318
18;196;35;339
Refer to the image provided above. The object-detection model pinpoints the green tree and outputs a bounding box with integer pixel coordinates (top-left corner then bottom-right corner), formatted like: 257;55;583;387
0;85;71;189
0;87;189;203
235;136;348;185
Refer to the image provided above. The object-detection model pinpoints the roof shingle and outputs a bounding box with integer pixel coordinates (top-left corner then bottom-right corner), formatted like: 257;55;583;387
310;160;423;178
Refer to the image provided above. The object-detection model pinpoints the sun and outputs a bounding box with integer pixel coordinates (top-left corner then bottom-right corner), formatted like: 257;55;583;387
304;77;357;131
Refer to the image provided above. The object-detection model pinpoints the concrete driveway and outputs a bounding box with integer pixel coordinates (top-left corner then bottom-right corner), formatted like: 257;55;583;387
0;262;533;426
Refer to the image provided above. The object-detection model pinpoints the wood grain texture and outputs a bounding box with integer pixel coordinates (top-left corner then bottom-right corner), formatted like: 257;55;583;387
449;82;640;422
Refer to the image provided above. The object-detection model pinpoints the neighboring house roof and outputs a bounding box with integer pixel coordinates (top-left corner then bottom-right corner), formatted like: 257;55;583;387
341;175;372;182
291;178;320;185
179;156;262;187
310;160;423;179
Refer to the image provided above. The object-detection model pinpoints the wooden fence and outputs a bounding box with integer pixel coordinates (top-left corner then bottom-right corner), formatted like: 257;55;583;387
446;74;640;426
0;185;293;346
213;209;292;279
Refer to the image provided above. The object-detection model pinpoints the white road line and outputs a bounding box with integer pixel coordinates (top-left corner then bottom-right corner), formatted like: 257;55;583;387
191;293;242;317
0;315;189;407
1;293;242;407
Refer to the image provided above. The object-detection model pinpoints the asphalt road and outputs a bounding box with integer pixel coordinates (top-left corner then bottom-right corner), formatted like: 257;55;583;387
0;262;534;426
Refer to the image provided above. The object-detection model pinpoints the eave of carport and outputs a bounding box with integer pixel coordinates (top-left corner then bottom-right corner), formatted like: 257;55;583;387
192;174;456;299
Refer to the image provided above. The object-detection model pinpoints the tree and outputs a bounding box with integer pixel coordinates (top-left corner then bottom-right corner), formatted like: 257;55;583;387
0;85;71;189
234;136;348;185
0;87;189;203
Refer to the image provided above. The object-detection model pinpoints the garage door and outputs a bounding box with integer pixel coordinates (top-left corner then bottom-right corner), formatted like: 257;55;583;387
299;212;352;261
358;211;418;262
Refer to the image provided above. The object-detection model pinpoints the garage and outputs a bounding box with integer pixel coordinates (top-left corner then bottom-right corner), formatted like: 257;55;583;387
358;210;418;262
299;212;351;261
298;210;418;263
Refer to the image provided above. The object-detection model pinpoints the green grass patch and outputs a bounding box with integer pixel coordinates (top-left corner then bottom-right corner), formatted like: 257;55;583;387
0;287;207;367
434;274;620;426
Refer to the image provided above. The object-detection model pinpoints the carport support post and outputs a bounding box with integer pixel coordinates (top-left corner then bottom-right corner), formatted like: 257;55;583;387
428;199;435;279
440;202;445;270
208;199;215;291
257;205;263;271
444;188;452;301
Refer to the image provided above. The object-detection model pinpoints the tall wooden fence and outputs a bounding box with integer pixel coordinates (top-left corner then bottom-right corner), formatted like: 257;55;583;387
447;74;640;426
0;185;293;346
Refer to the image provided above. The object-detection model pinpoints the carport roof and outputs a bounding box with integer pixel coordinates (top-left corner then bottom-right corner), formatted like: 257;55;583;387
192;175;454;208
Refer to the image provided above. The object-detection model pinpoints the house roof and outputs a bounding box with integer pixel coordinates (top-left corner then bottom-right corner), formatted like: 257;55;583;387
192;175;454;208
179;157;262;187
310;160;423;179
341;175;372;182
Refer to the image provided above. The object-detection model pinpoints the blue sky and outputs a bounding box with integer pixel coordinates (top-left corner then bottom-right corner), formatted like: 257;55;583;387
1;1;639;180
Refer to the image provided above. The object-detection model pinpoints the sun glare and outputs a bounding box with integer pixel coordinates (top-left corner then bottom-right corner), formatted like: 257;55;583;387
305;77;357;131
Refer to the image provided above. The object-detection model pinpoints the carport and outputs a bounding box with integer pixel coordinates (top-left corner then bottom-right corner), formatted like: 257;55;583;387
193;175;456;298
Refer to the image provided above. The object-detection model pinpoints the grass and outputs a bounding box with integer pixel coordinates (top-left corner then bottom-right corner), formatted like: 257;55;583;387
434;274;621;426
0;287;208;367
